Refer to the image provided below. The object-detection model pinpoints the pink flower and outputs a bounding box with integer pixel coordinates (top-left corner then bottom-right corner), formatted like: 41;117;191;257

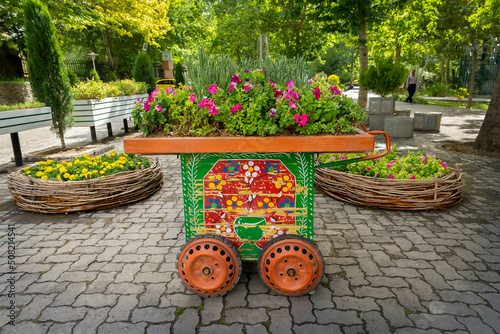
289;101;297;109
189;85;193;90
169;87;176;95
269;108;276;118
273;89;282;98
307;78;313;85
231;103;242;114
259;68;263;73
189;93;196;103
313;87;321;100
199;98;219;115
411;175;416;179
229;82;237;92
291;91;300;101
208;84;218;94
144;101;151;112
366;167;371;171
328;86;342;95
209;106;220;115
294;114;308;126
156;104;162;112
389;174;395;179
286;80;294;90
231;74;242;83
440;162;448;170
269;80;275;88
244;83;251;93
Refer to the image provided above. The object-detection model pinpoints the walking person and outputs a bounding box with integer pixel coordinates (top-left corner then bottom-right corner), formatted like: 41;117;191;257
405;69;417;103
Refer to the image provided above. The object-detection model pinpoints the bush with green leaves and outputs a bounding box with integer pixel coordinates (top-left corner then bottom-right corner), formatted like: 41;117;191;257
318;147;450;180
109;72;118;82
72;79;147;100
359;56;406;97
89;69;100;81
131;69;361;137
68;71;79;87
1;100;45;112
24;0;73;149
174;62;184;86
133;52;156;93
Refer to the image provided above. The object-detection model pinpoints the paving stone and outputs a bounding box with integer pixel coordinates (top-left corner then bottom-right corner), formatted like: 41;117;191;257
381;267;421;278
393;259;433;269
17;294;56;321
447;280;496;292
39;306;88;322
165;293;202;307
315;309;362;325
24;282;69;294
225;283;248;308
438;290;486;304
96;246;122;262
199;324;244;334
310;284;334;309
290;295;315;324
225;307;268;324
343;265;368;286
367;276;408;288
357;257;383;275
454;247;482;262
377;298;412;327
201;296;223;324
248;293;289;308
47;322;76;334
423;301;476;316
409;314;465;331
1;321;51;334
130;307;176;323
73;307;110;334
293;324;341;334
419;269;452;290
352;286;394;299
332;296;379;311
173;308;199;334
52;282;87;306
364;311;391;333
106;282;145;295
98;322;147;334
431;260;463;280
86;272;117;293
37;262;72;282
107;295;138;322
138;283;166;307
248;273;270;294
470;304;500;330
74;293;118;307
458;316;496;334
268;308;292;334
405;277;438;301
392;288;426;312
116;263;143;282
58;271;98;282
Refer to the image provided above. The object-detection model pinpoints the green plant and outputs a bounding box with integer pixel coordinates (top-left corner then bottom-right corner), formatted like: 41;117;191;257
72;79;147;100
426;83;449;97
89;69;100;81
0;100;45;111
109;71;118;82
454;87;468;100
24;0;74;149
68;71;79;87
359;56;406;97
318;147;450;180
328;74;340;87
174;62;184;86
133;52;156;93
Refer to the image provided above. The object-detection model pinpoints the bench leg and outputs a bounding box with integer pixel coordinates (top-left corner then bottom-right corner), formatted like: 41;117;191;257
107;122;113;137
123;119;129;133
10;132;23;166
90;126;97;142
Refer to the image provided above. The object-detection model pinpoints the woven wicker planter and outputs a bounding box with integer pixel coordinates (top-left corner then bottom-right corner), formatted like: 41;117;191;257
314;164;464;210
7;159;163;213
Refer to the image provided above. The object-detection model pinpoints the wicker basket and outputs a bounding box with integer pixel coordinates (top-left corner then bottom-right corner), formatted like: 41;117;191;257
314;163;464;210
7;159;163;213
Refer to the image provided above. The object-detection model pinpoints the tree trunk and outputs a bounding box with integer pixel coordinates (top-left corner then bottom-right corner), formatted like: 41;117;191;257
59;132;66;150
102;30;116;73
395;34;401;59
358;20;368;108
446;59;451;83
466;44;477;109
473;64;500;152
440;54;445;84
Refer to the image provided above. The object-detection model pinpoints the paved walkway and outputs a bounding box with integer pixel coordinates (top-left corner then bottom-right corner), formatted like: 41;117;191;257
1;98;499;333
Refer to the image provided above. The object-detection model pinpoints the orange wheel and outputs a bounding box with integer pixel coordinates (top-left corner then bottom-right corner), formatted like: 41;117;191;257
258;235;324;296
177;235;242;297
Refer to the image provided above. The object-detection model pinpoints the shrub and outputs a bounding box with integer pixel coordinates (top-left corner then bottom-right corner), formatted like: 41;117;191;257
24;0;73;149
22;150;151;181
426;83;449;97
133;52;156;93
318;147;450;180
89;69;100;81
109;72;118;82
174;62;184;86
109;79;148;96
72;79;147;100
359;56;406;97
68;71;79;87
1;100;45;112
328;74;340;87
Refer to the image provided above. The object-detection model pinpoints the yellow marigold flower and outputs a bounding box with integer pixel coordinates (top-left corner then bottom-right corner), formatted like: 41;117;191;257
112;153;116;157
92;170;98;174
137;162;142;165
36;171;44;177
67;162;72;167
23;166;30;171
59;167;67;174
57;175;61;180
74;159;80;164
45;166;53;173
63;173;70;179
56;164;62;169
26;171;31;174
61;161;67;165
82;168;88;174
100;170;105;175
47;160;53;164
41;175;48;180
38;161;45;166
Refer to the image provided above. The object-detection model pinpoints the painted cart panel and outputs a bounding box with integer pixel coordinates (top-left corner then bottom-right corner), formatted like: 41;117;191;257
181;152;314;261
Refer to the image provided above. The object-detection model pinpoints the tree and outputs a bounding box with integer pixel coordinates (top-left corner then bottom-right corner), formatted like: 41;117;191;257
359;56;406;96
24;0;73;150
133;52;156;93
174;62;185;86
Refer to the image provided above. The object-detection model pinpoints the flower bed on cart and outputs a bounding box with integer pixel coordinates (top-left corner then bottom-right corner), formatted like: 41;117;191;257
315;148;464;210
7;150;163;213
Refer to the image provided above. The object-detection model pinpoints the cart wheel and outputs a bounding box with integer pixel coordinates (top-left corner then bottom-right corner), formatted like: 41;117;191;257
177;235;242;297
258;235;324;296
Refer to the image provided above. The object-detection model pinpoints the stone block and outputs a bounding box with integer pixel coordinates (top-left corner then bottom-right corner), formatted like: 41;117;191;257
362;108;369;126
414;112;442;131
384;116;414;138
368;97;395;115
369;114;391;131
394;108;411;116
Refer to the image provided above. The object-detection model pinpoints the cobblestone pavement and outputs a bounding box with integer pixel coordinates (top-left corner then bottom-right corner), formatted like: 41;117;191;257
1;101;500;334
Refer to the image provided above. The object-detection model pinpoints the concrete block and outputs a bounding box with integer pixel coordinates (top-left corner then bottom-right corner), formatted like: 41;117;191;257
369;114;391;131
368;97;395;115
394;109;411;116
384;116;414;138
414;112;442;131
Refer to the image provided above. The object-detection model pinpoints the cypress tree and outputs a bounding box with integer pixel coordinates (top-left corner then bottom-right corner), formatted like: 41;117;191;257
133;52;156;93
174;62;184;86
24;0;73;149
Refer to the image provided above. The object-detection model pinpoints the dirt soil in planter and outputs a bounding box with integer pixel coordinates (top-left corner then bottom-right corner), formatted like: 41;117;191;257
442;142;500;157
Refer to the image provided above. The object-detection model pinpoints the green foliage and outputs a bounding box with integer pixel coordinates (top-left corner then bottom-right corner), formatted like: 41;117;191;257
72;79;147;100
68;71;79;87
426;83;450;97
133;52;156;94
318;148;450;180
131;71;365;137
109;72;118;82
174;62;184;86
23;150;151;181
454;87;468;100
1;100;45;111
24;0;73;149
89;69;100;82
359;56;406;97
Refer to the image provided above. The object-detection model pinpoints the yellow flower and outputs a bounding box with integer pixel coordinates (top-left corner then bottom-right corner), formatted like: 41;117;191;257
41;175;48;180
46;160;53;164
36;171;44;177
45;166;53;173
57;175;61;180
38;161;46;166
112;153;116;157
137;162;141;165
92;170;98;174
63;173;70;179
56;164;62;169
82;168;88;174
23;166;30;171
74;159;80;164
59;167;67;174
67;162;72;167
61;161;67;165
100;170;105;175
26;171;31;174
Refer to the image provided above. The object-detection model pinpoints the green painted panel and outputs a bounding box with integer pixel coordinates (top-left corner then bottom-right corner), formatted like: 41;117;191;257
180;152;314;261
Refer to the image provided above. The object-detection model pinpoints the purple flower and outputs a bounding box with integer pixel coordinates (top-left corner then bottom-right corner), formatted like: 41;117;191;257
208;84;218;94
244;69;251;73
189;93;196;103
269;108;276;118
313;87;321;100
169;87;176;95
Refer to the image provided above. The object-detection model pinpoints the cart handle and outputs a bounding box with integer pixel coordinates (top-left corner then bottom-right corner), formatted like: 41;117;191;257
314;129;391;169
